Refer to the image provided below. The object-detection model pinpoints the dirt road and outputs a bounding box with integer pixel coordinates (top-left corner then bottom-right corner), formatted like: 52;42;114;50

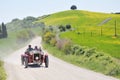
3;37;119;80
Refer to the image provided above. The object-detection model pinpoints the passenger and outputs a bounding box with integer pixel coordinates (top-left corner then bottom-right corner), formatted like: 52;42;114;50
27;45;33;52
39;47;42;52
34;46;42;51
34;46;39;51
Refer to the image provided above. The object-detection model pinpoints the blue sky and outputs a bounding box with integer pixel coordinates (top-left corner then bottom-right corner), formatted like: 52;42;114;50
0;0;120;23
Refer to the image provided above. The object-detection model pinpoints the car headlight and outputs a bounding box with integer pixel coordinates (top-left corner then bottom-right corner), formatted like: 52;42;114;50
35;57;39;60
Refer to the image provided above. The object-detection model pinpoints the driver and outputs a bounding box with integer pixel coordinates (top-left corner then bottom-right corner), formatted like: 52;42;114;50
27;45;33;52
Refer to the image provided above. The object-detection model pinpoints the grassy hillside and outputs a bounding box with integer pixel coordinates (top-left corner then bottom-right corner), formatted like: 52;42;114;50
36;10;120;59
36;10;120;36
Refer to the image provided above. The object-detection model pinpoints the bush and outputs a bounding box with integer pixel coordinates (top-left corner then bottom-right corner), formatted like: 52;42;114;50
84;48;96;57
107;65;120;76
56;39;63;50
71;45;80;55
75;48;85;55
71;45;85;55
56;39;72;55
48;25;54;32
43;31;55;43
66;24;71;30
50;38;57;46
62;39;72;55
58;25;66;32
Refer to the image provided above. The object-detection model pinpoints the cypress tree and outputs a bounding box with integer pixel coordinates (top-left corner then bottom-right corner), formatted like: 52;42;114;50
2;22;8;38
0;26;2;38
0;26;2;33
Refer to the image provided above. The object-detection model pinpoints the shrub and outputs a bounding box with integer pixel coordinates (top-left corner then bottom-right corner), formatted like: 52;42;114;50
105;63;120;77
66;24;71;30
84;48;96;57
50;38;57;46
71;45;85;55
48;25;54;32
108;65;120;76
62;39;72;55
75;48;85;55
43;31;55;43
56;39;63;50
56;39;72;55
71;45;80;55
58;25;66;32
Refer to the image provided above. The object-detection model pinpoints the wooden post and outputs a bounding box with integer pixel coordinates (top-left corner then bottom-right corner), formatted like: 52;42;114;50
114;20;117;37
101;26;102;36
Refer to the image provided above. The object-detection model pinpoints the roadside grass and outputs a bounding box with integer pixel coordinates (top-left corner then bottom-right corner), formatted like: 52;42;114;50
43;43;120;79
0;61;6;80
0;31;18;57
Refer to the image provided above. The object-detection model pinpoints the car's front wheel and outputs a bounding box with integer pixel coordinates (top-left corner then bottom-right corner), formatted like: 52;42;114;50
21;56;24;65
45;56;49;68
24;57;28;68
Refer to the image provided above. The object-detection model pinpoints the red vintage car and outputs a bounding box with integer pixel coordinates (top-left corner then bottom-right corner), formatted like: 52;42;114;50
21;50;49;68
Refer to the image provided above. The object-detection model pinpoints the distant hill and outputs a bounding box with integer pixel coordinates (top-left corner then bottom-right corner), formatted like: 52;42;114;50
6;16;45;31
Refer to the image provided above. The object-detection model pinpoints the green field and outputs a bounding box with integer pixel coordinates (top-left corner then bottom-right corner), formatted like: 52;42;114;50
36;10;120;59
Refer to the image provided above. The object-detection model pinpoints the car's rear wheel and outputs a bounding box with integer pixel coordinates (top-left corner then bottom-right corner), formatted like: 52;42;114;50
45;56;49;68
21;56;24;65
40;55;43;65
40;61;43;65
24;57;28;68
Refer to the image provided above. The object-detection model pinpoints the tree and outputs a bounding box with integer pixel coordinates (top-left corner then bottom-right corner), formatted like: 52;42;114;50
71;5;77;10
58;25;66;32
24;16;36;21
49;25;54;32
22;16;37;28
12;18;20;22
0;26;1;33
66;24;71;30
43;31;55;43
2;22;7;38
